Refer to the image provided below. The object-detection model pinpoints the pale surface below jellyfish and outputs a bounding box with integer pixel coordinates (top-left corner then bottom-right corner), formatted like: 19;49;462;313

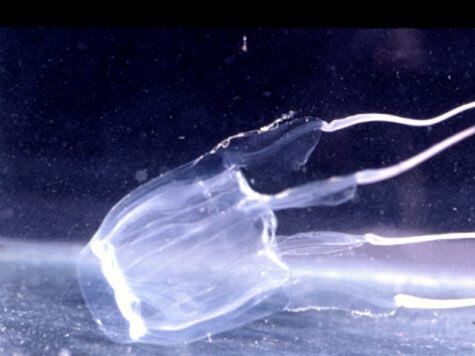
77;101;475;345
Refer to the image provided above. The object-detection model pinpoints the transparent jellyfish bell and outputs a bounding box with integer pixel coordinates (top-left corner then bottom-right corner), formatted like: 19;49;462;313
77;102;475;345
77;115;324;344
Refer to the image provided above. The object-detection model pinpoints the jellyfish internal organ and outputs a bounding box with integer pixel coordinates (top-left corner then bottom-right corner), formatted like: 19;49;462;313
77;101;475;345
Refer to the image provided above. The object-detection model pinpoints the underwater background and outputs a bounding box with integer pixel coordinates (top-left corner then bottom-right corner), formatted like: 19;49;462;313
1;28;475;354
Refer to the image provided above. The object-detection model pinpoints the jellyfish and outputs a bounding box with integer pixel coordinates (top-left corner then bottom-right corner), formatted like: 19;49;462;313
77;101;475;345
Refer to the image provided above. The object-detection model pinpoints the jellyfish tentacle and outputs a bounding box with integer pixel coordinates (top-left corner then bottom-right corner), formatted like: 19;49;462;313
267;124;475;210
265;102;475;211
354;125;475;185
279;230;475;314
321;100;475;132
276;231;365;256
394;294;475;309
268;175;357;211
364;232;475;246
276;231;475;257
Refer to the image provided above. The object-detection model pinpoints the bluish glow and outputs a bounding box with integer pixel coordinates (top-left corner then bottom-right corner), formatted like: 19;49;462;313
77;102;475;345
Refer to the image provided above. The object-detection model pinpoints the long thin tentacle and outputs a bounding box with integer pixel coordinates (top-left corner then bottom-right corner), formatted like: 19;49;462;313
268;102;475;209
354;125;475;185
365;232;475;246
321;101;475;132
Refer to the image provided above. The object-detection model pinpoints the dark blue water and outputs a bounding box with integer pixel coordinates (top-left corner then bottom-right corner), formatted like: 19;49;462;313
1;28;475;354
1;28;475;240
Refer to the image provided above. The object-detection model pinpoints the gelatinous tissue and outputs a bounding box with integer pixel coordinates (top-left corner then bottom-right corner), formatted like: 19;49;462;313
77;101;475;345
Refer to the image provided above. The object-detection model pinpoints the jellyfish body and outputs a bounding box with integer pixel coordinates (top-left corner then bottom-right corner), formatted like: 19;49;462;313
77;102;475;345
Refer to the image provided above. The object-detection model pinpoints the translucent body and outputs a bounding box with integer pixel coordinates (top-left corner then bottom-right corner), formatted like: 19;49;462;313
77;102;475;345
